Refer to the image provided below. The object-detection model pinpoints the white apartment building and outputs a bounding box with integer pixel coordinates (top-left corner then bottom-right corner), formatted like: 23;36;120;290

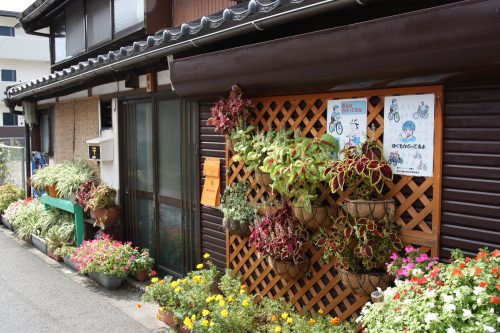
0;10;49;127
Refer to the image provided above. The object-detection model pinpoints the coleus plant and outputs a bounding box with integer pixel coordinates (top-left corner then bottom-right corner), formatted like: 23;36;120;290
260;134;339;213
325;140;393;200
314;215;402;273
249;203;308;264
207;85;253;135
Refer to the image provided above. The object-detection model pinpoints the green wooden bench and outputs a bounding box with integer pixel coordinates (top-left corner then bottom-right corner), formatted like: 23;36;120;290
41;194;84;246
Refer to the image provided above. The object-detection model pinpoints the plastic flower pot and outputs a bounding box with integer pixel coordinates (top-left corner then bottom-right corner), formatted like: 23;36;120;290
63;256;78;271
2;216;12;230
88;272;124;289
338;268;393;298
344;198;395;221
31;234;47;254
292;205;337;232
133;268;149;282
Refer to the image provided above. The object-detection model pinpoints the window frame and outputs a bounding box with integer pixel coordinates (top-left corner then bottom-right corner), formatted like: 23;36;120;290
0;26;15;37
86;0;113;50
1;69;17;82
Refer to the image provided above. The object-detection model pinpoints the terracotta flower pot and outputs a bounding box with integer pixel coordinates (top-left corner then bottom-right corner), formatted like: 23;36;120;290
338;268;393;298
268;257;309;281
344;198;395;220
48;250;63;262
223;217;250;238
254;170;273;191
133;268;149;282
91;206;121;225
158;308;179;328
46;184;58;197
292;205;337;231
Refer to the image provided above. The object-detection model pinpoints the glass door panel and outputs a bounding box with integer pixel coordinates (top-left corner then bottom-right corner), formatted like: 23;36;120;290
158;100;181;199
135;102;153;192
158;203;183;273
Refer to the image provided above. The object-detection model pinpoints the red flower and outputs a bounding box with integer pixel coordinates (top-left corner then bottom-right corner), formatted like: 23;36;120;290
418;277;428;285
490;296;500;304
151;270;157;276
395;307;401;311
474;267;482;276
497;283;500;292
394;292;401;300
492;250;500;257
476;251;488;260
417;288;422;294
453;268;463;277
410;276;419;283
465;257;471;262
437;280;443;286
459;263;466;269
479;281;487;288
492;267;498;275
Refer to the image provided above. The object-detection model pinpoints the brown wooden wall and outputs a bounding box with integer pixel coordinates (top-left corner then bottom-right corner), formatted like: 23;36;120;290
173;0;233;26
199;101;226;269
440;85;500;259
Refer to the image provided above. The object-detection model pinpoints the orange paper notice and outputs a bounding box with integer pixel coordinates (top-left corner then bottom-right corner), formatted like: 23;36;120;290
201;158;221;207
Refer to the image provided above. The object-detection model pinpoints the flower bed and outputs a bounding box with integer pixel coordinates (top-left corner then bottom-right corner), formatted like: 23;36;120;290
361;248;500;332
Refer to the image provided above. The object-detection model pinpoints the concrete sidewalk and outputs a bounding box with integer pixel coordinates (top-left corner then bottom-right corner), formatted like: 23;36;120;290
0;227;172;333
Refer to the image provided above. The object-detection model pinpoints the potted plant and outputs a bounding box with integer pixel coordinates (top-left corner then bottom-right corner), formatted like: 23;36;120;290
325;140;395;220
315;215;402;297
71;234;134;289
55;160;97;201
207;85;253;149
86;183;120;226
76;179;98;212
31;165;59;197
2;199;24;230
249;203;309;281
219;183;255;238
45;221;75;262
131;248;155;282
261;134;339;231
0;184;24;214
54;245;77;270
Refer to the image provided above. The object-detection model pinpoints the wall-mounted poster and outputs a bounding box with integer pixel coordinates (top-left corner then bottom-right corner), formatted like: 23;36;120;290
383;94;435;177
327;98;368;150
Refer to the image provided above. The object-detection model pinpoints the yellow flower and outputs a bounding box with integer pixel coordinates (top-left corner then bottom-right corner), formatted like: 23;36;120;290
170;280;179;288
193;276;201;283
206;296;215;303
200;278;206;284
159;307;165;312
215;295;224;301
175;287;181;293
242;299;249;307
203;253;210;259
202;309;210;317
209;321;215;327
228;296;234;303
183;317;193;330
151;277;158;283
202;319;209;327
239;289;246;294
274;326;282;333
318;309;324;315
181;279;187;284
196;263;204;269
309;318;316;325
240;284;247;290
191;314;196;321
281;312;288;320
219;300;225;307
137;303;142;309
159;280;164;285
287;318;293;324
220;309;229;317
156;314;161;321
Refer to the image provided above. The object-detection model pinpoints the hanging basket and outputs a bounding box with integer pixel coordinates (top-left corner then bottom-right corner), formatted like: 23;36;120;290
344;199;395;220
256;202;282;217
292;205;337;231
223;217;250;238
254;170;273;191
338;268;393;298
268;257;309;281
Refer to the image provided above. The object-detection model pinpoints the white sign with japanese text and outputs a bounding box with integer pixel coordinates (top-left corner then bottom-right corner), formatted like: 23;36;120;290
383;94;435;177
327;98;368;151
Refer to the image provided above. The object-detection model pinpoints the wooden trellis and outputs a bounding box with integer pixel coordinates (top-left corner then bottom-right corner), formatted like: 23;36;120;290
226;86;444;320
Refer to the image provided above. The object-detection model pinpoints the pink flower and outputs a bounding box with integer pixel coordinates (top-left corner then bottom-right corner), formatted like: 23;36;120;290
416;254;429;263
390;253;399;260
405;247;416;253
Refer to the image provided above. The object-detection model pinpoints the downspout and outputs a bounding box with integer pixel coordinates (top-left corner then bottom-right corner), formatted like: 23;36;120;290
6;0;383;102
24;123;31;198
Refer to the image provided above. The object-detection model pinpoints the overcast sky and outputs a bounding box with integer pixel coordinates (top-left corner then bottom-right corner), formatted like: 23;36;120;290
1;0;35;13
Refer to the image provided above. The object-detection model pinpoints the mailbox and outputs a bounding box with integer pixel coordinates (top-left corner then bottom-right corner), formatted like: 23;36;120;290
86;137;113;161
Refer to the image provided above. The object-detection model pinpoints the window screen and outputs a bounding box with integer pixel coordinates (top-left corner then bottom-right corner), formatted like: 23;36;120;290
87;0;112;49
65;0;85;57
1;69;16;82
2;113;18;126
52;11;67;62
114;0;144;34
0;26;15;37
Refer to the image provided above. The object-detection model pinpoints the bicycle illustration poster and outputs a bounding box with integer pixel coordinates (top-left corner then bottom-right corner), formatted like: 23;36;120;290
326;98;367;151
383;94;435;177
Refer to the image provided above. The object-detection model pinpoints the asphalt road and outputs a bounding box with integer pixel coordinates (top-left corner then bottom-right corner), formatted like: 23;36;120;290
0;228;167;333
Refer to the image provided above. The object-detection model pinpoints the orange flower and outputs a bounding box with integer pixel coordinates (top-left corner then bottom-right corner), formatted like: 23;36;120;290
271;315;277;321
474;267;482;276
492;249;500;257
330;317;341;325
452;268;463;277
137;303;142;309
479;281;488;288
476;251;488;260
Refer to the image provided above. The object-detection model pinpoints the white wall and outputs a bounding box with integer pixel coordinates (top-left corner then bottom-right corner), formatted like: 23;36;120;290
98;98;120;197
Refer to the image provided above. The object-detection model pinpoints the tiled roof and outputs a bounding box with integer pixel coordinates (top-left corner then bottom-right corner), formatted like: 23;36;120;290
6;0;311;101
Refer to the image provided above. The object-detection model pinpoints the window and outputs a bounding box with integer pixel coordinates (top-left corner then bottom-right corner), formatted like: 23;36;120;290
2;113;18;126
0;26;15;37
1;69;16;82
39;108;54;155
65;0;85;56
86;0;112;48
100;100;112;128
114;0;144;34
52;12;67;62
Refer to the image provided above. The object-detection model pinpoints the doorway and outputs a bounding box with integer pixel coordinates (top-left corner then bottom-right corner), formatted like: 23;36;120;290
119;95;199;277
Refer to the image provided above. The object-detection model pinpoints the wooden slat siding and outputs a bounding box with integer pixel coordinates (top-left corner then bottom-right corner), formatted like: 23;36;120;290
199;102;226;269
441;86;500;259
173;0;233;26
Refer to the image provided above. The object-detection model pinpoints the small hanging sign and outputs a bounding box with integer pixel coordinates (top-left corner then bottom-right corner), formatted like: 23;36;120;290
201;157;221;207
326;98;368;150
383;94;435;177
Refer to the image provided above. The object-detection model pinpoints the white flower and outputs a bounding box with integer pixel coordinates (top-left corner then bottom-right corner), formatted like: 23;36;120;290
447;328;456;333
403;299;412;305
491;308;495;314
483;325;495;333
463;309;472;318
428;302;435;308
395;316;402;322
384;288;395;298
425;313;438;323
453;289;462;298
443;294;454;303
412;268;423;276
394;279;404;287
444;304;456;312
497;317;500;323
426;290;436;298
477;297;483;305
355;316;363;323
361;306;371;315
473;286;484;295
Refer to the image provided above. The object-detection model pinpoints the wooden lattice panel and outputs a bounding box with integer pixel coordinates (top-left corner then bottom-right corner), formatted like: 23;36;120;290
226;86;444;320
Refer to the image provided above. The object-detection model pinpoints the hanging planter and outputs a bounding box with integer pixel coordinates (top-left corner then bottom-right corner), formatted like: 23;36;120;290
254;170;273;191
344;198;395;220
219;183;254;238
338;268;393;298
268;257;309;281
223;217;250;238
292;205;337;231
256;201;282;217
